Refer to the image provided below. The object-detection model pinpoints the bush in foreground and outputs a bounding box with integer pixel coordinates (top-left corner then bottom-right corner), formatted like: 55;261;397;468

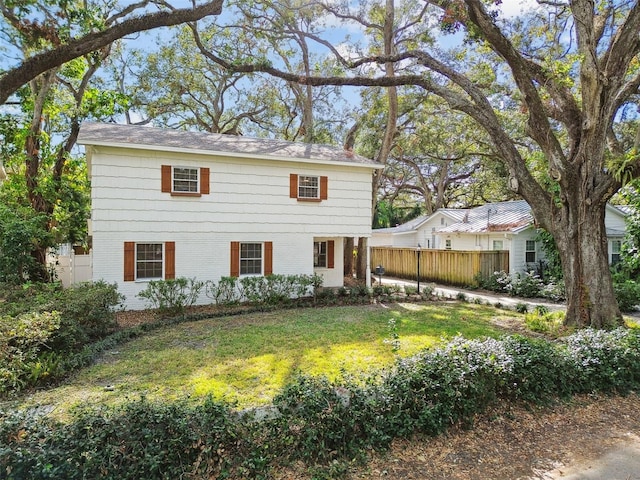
3;327;640;479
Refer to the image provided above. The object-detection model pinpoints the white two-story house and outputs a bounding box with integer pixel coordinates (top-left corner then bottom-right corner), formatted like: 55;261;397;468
78;123;381;309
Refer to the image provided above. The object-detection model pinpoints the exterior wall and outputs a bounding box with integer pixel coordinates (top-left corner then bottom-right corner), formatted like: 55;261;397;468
388;233;418;248
371;213;456;248
437;233;516;253
605;207;627;232
509;228;542;274
369;233;396;247
436;229;545;275
90;146;373;309
416;214;453;249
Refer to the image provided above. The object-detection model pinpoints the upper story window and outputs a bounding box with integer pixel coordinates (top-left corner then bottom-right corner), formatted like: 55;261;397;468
161;165;210;196
299;175;319;199
290;174;328;202
173;167;199;193
525;240;536;263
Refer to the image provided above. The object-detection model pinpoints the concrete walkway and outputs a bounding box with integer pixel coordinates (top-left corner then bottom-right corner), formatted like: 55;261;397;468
378;276;564;312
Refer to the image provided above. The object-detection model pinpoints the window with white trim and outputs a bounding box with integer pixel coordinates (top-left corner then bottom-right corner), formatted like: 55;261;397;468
314;241;327;268
492;240;504;250
240;243;263;275
525;240;536;263
136;243;163;279
445;239;452;250
298;175;319;199
611;240;621;265
173;167;199;193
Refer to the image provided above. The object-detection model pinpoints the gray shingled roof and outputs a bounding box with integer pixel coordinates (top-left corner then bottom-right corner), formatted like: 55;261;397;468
78;122;381;168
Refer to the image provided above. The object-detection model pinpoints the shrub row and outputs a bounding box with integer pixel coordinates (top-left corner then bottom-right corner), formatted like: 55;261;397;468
477;270;640;311
137;275;436;314
3;327;640;479
137;274;325;315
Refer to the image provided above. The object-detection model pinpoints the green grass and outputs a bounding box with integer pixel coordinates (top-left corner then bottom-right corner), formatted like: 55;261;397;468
11;302;513;416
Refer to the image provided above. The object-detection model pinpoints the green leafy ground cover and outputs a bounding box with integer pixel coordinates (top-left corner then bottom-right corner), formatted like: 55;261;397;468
7;302;508;416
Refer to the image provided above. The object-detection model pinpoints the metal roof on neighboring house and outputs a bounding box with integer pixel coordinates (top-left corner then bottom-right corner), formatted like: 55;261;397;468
375;199;630;237
438;200;533;234
78;122;382;169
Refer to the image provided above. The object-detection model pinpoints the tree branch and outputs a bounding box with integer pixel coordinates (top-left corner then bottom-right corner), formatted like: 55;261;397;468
0;0;223;105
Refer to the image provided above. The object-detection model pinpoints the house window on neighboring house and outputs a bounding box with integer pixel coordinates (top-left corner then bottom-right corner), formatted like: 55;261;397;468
445;239;452;250
240;243;263;275
493;240;504;250
611;240;622;265
525;240;536;263
173;167;199;193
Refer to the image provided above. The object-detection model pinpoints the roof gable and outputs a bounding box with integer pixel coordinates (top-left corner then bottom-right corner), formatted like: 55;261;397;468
78;122;381;169
372;209;470;235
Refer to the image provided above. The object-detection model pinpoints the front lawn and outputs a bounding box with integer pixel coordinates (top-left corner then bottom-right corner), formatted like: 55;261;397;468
11;302;511;415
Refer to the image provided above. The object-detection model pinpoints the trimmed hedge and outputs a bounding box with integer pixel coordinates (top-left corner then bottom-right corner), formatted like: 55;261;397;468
3;327;640;479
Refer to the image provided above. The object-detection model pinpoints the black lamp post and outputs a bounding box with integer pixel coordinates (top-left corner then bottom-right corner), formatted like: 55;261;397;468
416;243;421;292
375;265;385;284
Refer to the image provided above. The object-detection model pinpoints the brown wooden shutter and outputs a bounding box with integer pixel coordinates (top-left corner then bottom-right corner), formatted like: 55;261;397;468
165;241;175;279
161;165;172;192
124;242;135;282
327;240;335;269
289;174;298;198
320;176;328;200
230;242;240;277
200;167;210;195
264;241;273;276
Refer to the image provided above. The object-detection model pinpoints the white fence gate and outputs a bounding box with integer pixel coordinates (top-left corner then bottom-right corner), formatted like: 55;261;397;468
49;244;92;287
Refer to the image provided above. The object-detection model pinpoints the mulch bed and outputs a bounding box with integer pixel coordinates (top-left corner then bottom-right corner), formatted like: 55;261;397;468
273;393;640;479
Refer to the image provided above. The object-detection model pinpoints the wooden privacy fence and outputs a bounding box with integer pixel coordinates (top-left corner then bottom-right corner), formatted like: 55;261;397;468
370;247;509;287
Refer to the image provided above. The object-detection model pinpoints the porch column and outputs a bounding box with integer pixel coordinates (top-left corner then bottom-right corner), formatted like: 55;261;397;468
366;239;372;288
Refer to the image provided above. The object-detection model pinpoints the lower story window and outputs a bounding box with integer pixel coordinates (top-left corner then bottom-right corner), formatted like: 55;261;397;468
314;241;327;268
136;243;163;279
445;239;452;250
240;243;262;275
492;240;504;250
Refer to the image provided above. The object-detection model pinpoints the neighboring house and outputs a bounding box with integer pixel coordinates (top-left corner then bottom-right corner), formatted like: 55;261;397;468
372;199;628;275
369;209;468;249
78;123;381;310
